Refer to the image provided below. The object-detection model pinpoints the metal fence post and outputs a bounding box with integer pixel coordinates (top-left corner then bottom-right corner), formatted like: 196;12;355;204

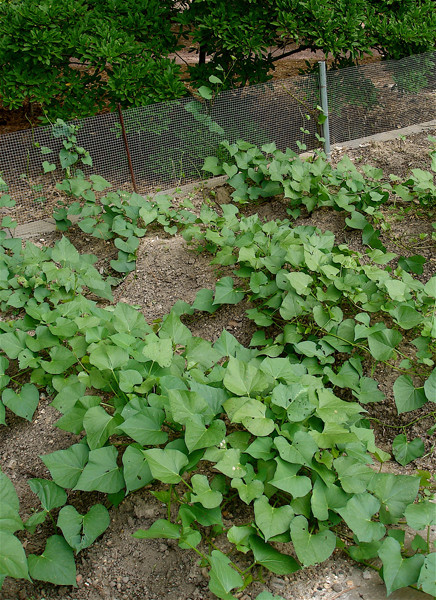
318;61;331;160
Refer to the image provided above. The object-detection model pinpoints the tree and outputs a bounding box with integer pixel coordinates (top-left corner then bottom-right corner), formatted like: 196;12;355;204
0;0;434;119
177;0;436;86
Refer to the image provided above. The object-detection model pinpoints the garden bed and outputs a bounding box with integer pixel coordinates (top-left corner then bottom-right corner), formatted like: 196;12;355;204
0;129;435;600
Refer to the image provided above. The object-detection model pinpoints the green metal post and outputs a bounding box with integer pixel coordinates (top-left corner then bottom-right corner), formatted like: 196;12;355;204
318;61;331;160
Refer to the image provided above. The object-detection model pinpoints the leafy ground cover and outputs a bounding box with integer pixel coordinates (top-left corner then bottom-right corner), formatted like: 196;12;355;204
0;131;435;600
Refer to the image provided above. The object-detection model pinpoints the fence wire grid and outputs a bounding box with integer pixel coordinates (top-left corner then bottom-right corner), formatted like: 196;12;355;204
0;51;435;231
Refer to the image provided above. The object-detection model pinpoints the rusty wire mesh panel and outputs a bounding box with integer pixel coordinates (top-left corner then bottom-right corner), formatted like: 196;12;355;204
328;51;436;144
0;51;435;233
0;73;319;231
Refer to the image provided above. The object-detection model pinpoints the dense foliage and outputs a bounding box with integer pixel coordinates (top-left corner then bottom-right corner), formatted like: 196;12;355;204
0;134;435;598
0;0;434;119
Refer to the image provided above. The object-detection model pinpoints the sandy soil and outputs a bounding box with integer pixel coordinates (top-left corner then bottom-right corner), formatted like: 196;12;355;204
0;130;435;600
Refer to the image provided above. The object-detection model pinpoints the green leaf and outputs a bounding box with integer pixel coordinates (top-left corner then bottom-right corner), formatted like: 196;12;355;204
369;473;420;523
385;280;408;302
378;537;424;597
389;304;422;330
42;161;56;173
290;515;336;566
24;511;47;534
89;344;129;371
28;535;76;586
231;478;264;504
28;479;67;511
0;499;23;535
418;553;436;596
57;504;110;553
122;445;153;493
143;448;189;484
83;405;120;450
245;437;274;461
249;535;300;574
285;272;313;295
0;332;27;359
118;369;143;392
269;459;312;498
191;474;223;508
227;525;256;553
51;236;80;264
142;338;173;367
1;216;17;229
40;345;76;375
169;389;211;425
202;156;224;176
254;496;294;542
133;519;181;540
423;276;436;298
255;593;286;600
185;419;226;452
334;456;374;494
405;501;436;530
393;376;427;414
337;493;385;542
2;383;38;421
223;357;271;396
424;369;436;402
41;443;89;488
367;328;402;361
0;532;30;581
159;311;191;345
392;434;425;466
274;432;318;467
345;211;369;230
0;470;20;513
208;550;243;600
215;448;247;479
198;86;213;100
74;446;124;493
214;277;245;305
119;408;168;446
90;174;112;191
225;396;274;436
398;255;426;275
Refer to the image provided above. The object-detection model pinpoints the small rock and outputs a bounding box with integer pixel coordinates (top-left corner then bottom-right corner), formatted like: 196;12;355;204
159;542;168;552
76;574;83;585
332;583;342;592
362;570;372;580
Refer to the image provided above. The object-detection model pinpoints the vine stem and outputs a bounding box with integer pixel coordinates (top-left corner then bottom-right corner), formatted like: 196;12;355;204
369;411;435;429
179;478;193;492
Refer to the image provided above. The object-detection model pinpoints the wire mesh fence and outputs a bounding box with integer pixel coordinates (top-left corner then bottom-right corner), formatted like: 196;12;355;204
0;51;435;232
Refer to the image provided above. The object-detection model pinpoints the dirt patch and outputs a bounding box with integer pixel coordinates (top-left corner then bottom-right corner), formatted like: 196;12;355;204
0;130;435;600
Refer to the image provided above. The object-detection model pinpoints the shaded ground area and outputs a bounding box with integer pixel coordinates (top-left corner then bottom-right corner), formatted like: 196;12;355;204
0;130;435;600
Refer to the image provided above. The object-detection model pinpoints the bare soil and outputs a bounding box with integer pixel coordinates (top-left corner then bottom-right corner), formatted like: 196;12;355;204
0;130;435;600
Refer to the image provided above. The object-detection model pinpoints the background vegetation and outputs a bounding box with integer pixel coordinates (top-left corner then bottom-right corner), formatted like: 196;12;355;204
0;0;435;120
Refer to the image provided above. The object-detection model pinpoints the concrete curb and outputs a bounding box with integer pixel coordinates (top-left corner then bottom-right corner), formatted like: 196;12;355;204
10;119;436;240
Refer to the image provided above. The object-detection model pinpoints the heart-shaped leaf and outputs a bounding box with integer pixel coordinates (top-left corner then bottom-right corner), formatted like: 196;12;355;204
2;383;39;421
143;448;189;484
57;504;110;552
290;516;336;566
249;534;300;574
208;550;243;600
28;535;76;586
28;479;67;512
254;496;294;542
378;537;424;596
0;532;30;581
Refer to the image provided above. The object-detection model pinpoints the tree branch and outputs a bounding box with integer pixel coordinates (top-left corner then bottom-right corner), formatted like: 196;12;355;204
270;45;313;62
